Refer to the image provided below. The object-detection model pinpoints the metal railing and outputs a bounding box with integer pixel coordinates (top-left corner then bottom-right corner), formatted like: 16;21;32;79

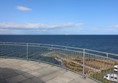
0;42;118;83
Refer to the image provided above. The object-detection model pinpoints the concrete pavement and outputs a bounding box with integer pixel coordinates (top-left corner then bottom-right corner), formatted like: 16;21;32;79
0;58;97;83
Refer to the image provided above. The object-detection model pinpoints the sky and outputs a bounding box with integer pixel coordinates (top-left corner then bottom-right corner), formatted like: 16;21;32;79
0;0;118;35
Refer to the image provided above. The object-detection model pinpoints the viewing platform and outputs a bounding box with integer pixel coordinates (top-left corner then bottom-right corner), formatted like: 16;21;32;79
0;42;118;83
0;58;96;83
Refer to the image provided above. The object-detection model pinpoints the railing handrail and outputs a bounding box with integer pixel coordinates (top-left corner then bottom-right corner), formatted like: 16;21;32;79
0;42;118;57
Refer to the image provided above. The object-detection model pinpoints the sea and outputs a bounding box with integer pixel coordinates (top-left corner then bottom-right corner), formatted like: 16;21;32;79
0;35;118;54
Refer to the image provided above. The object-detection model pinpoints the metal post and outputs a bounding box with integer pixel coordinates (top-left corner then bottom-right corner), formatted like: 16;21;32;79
83;49;86;78
65;47;68;58
106;53;108;58
26;43;29;60
117;63;118;83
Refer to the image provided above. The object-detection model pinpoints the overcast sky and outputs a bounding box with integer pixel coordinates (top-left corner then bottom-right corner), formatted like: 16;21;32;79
0;0;118;35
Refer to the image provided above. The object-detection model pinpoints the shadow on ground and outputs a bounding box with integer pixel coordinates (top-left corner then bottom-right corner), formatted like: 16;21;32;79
0;68;44;83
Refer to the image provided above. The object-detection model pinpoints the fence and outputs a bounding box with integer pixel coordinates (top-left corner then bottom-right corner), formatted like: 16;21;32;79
0;42;118;83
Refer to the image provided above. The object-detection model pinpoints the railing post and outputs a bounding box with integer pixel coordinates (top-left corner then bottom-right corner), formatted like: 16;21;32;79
116;58;118;83
106;53;108;58
83;49;86;78
26;43;29;60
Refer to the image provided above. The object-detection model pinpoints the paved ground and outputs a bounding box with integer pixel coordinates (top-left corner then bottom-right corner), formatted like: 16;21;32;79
0;58;97;83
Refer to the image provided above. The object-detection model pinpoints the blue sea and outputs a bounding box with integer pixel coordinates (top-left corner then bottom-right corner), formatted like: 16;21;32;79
0;35;118;54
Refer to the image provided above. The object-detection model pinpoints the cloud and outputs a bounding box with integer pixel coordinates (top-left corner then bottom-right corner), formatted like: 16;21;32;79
112;24;118;28
16;6;32;12
0;22;82;30
89;25;118;34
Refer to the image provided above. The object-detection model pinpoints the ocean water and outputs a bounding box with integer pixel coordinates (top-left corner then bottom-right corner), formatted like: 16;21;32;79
0;35;118;54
